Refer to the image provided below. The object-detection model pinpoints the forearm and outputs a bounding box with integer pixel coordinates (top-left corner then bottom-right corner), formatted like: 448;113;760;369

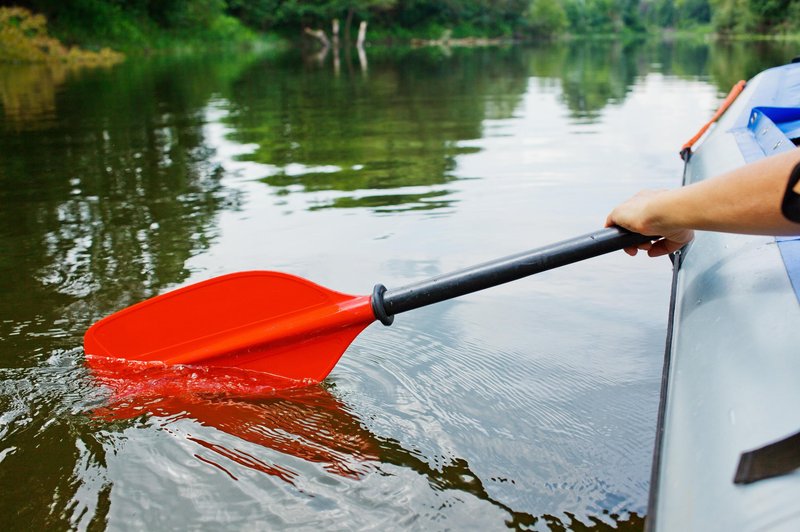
606;148;800;257
664;148;800;235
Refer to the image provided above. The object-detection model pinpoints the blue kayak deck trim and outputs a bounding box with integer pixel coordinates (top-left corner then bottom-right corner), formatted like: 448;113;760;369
730;64;800;305
777;237;800;303
736;107;800;163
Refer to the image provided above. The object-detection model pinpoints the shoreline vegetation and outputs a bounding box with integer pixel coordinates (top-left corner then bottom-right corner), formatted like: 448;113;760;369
0;7;123;65
1;1;799;65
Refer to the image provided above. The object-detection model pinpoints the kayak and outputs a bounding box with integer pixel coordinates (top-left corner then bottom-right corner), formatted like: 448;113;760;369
648;61;800;530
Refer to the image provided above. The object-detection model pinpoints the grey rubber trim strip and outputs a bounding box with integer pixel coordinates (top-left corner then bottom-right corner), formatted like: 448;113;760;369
644;246;682;532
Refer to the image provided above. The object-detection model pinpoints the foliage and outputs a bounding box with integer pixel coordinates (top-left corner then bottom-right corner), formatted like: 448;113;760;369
747;0;790;29
235;0;532;38
562;0;644;34
642;0;798;35
525;0;568;38
709;0;754;35
0;6;123;63
6;1;258;50
639;0;711;29
2;0;799;49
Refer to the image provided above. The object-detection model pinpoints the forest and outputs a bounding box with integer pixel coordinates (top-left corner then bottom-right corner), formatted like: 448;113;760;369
1;0;799;50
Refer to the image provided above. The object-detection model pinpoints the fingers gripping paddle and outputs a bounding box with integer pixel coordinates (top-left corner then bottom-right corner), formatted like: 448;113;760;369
85;227;652;383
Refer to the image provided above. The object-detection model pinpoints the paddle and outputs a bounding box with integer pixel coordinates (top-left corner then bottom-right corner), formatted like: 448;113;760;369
84;226;651;384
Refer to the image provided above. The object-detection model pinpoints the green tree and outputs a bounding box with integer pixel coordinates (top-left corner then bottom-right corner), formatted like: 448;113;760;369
710;0;754;34
146;0;228;29
372;0;530;38
677;0;711;26
641;0;677;28
526;0;568;38
622;0;643;31
563;0;642;34
227;0;396;36
747;0;791;31
641;0;711;29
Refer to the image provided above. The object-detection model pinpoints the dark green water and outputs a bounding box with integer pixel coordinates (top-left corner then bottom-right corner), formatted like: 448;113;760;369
0;39;795;530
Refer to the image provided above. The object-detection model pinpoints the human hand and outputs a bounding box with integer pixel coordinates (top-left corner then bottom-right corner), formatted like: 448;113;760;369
605;189;694;257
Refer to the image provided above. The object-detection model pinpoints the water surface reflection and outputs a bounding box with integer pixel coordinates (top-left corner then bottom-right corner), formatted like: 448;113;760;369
88;358;644;530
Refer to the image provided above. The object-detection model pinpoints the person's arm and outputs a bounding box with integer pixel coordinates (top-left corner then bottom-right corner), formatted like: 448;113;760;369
606;149;800;257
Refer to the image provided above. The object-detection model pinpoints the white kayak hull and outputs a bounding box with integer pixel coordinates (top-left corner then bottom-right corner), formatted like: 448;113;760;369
648;62;800;531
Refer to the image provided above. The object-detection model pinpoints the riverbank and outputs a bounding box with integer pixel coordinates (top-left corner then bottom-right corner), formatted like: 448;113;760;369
0;7;123;64
4;2;799;65
0;5;277;63
47;12;276;57
653;24;800;43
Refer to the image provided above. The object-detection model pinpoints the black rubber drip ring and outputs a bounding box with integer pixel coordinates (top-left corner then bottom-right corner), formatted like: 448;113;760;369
371;284;394;326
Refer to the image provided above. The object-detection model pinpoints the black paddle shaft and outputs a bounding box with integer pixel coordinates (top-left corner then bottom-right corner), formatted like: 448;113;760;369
370;227;653;324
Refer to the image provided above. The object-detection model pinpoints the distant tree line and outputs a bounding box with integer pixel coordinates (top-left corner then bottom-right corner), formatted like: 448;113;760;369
1;0;798;46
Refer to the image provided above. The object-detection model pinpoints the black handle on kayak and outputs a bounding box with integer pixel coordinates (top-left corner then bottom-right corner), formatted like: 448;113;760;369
371;227;653;324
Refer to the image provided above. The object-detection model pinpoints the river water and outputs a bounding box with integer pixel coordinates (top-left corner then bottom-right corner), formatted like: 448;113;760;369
0;40;794;530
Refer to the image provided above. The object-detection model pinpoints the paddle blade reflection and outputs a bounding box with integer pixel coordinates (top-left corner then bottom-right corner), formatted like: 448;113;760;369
88;356;380;480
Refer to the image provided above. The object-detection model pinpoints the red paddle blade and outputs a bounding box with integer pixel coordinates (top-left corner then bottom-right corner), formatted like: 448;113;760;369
84;271;377;383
